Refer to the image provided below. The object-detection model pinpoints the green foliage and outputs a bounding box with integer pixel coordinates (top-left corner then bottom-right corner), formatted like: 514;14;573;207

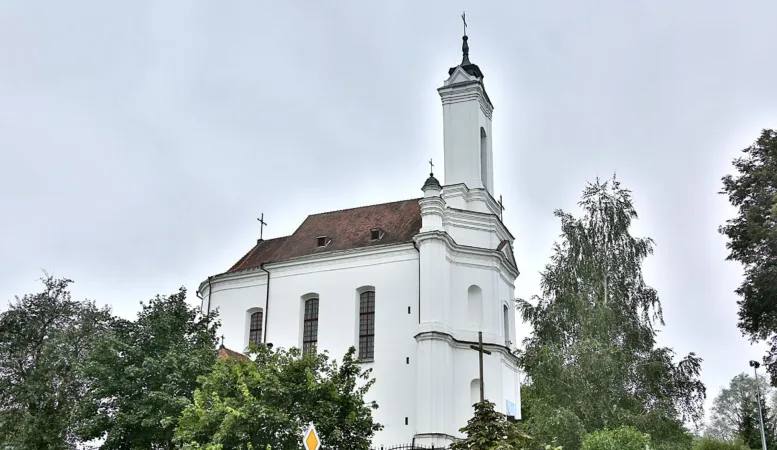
517;176;705;450
735;391;774;450
74;287;219;449
719;129;777;382
692;437;750;450
581;426;650;450
0;275;112;450
173;345;381;450
706;373;776;441
449;400;532;450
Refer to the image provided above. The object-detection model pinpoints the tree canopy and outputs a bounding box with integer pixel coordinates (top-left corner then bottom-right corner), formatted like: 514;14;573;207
706;372;776;443
517;176;705;450
720;129;777;382
581;426;651;450
173;345;382;450
0;276;112;450
74;287;220;449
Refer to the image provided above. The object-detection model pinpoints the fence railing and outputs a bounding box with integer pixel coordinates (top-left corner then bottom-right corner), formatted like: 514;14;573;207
373;445;449;450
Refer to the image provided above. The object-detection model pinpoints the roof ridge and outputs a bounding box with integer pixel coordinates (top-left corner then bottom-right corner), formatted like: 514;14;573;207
307;197;421;217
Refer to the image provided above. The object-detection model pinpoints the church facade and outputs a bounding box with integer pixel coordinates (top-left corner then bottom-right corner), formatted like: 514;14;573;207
198;33;521;448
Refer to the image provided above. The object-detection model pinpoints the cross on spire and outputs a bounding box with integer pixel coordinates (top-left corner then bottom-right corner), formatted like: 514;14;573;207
257;213;268;240
428;158;435;176
461;11;467;36
469;331;492;403
498;195;505;221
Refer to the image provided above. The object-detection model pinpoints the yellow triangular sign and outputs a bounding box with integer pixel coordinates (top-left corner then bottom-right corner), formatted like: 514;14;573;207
303;424;320;450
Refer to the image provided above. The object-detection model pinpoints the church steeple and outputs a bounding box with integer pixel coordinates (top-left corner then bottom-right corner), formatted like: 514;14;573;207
438;16;495;196
448;14;484;80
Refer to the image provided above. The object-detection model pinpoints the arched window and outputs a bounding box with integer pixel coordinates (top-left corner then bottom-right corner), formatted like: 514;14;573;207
480;127;488;187
303;298;319;355
470;378;481;406
503;304;510;346
467;285;483;329
249;310;263;346
359;290;375;360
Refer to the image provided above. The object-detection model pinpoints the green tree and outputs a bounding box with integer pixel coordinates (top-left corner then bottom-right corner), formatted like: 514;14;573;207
736;394;760;449
581;426;651;450
707;373;775;441
449;400;533;450
735;392;776;450
517;176;705;450
719;129;777;382
173;345;381;450
0;275;112;450
75;287;219;449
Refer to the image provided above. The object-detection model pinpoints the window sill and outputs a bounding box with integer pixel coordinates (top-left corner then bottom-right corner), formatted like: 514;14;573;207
357;358;375;364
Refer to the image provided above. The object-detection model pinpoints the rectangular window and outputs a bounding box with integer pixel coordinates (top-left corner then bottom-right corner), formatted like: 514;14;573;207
303;298;319;355
359;291;375;360
249;310;263;346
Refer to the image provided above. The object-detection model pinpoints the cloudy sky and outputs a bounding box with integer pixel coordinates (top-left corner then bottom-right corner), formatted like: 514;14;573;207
2;1;776;418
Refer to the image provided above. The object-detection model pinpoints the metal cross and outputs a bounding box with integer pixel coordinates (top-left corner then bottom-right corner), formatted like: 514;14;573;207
461;11;467;36
469;331;492;403
498;195;505;221
220;335;225;348
257;213;268;240
428;158;435;175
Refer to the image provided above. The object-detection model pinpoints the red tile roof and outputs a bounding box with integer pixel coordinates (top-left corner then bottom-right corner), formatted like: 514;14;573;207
227;198;422;273
217;346;248;360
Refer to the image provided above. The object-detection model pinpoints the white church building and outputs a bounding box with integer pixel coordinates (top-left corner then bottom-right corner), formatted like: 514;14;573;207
198;31;521;448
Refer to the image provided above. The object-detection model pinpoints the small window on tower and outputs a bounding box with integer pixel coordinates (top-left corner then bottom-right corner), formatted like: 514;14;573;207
370;229;381;240
316;236;327;247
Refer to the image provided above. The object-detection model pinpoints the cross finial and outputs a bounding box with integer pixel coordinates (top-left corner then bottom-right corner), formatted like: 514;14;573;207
428;158;435;176
498;195;505;221
257;213;268;240
460;12;470;65
220;335;225;348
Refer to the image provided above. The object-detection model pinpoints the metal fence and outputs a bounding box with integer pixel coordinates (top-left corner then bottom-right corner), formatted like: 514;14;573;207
374;445;449;450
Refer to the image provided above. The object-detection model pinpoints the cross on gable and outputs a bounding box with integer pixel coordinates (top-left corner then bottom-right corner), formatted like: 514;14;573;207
257;213;268;240
498;195;505;221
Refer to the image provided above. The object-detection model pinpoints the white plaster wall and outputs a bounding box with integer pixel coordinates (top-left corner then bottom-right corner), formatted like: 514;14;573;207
202;274;268;354
444;221;495;249
501;357;520;418
449;262;501;338
442;96;483;191
451;344;513;434
206;246;420;448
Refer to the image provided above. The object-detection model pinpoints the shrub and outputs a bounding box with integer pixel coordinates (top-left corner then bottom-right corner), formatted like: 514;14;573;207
582;426;651;450
692;437;749;450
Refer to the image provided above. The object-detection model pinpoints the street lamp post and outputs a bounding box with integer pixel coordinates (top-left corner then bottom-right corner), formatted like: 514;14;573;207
750;360;768;450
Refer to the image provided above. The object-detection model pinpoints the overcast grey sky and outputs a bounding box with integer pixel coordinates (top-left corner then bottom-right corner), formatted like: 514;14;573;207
2;1;776;419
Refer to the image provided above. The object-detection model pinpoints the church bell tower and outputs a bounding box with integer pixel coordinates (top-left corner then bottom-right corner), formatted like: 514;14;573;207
438;27;494;195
